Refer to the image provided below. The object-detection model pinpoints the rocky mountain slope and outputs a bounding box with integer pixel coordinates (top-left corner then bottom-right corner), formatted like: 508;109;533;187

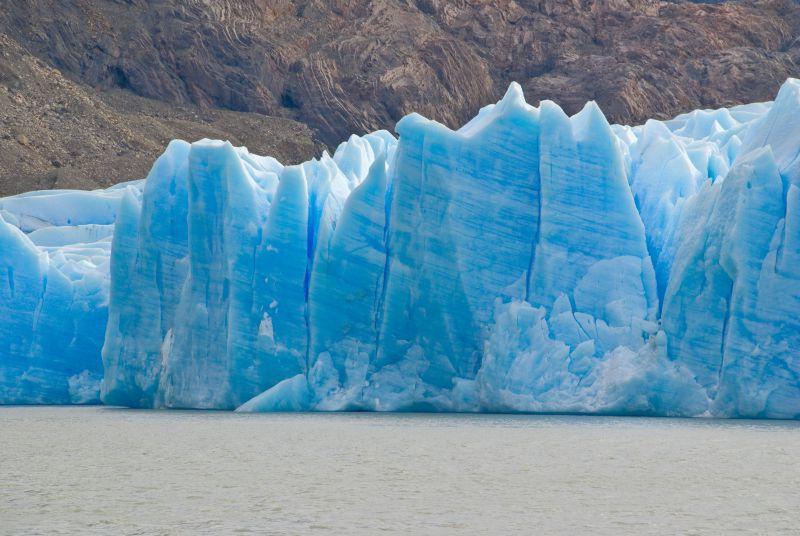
1;0;799;195
0;34;321;196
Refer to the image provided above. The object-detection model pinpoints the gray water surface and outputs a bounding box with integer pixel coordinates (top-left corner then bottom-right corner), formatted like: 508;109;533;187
1;407;798;535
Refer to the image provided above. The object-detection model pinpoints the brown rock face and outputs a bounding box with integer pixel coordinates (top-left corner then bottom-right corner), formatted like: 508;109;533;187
0;34;321;196
1;0;799;194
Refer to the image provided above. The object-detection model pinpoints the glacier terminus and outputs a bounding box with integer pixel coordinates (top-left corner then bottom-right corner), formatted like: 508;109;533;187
1;80;799;419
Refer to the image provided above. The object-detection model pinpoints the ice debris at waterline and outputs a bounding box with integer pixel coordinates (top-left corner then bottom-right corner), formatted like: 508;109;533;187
2;81;799;418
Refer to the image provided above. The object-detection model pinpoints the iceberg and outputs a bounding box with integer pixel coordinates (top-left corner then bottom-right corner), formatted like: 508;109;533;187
1;79;799;418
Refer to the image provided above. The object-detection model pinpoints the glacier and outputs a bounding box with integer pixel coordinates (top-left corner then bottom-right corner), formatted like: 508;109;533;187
1;79;799;418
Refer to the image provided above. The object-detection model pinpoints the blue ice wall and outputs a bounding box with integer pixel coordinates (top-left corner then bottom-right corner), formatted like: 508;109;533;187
661;81;800;418
2;80;799;418
0;184;142;403
237;82;798;418
101;134;395;409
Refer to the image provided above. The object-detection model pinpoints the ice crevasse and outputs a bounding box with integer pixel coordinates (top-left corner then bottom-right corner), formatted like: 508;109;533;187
2;79;799;418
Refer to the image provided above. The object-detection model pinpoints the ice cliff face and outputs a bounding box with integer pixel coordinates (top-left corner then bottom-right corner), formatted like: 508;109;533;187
0;183;142;403
2;80;799;418
101;133;397;409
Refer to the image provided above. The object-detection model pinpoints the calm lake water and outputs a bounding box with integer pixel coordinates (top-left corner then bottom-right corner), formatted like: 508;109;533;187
1;407;798;535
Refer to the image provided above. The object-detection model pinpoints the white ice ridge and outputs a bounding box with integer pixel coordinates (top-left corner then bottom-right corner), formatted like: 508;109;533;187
2;80;799;418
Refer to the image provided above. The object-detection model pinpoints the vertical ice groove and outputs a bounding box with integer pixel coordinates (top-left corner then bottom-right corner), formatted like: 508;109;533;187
371;153;392;349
